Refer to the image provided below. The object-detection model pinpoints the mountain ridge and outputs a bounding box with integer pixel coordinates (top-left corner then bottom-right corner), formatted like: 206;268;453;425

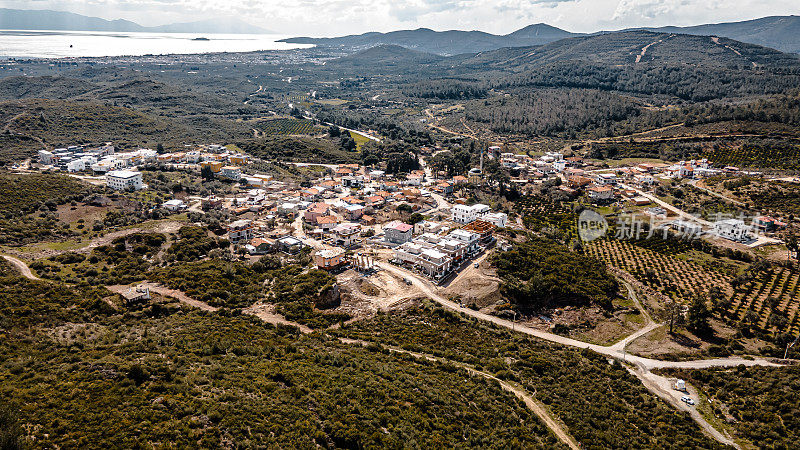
280;24;580;55
282;16;800;56
633;15;800;54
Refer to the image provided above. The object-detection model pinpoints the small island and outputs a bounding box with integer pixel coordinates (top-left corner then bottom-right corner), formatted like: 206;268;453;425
192;37;210;41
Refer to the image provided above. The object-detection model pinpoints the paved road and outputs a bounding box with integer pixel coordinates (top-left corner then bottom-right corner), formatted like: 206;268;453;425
2;255;40;280
619;182;712;227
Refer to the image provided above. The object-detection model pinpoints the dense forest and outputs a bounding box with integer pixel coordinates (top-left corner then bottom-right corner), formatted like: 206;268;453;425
491;237;619;310
464;88;641;137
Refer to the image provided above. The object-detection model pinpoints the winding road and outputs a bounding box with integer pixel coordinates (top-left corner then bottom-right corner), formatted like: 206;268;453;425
2;255;40;280
341;338;580;450
2;234;778;446
376;260;779;447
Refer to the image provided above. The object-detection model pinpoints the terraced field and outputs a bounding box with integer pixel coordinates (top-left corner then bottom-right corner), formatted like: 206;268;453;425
585;238;732;303
586;238;800;334
729;266;800;333
257;118;318;135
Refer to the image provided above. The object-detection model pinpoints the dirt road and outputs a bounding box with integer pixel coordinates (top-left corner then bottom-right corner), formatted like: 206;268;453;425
341;338;580;450
381;261;780;370
243;303;313;333
1;255;40;280
609;283;660;352
376;260;781;446
107;282;218;312
630;367;739;448
688;180;745;206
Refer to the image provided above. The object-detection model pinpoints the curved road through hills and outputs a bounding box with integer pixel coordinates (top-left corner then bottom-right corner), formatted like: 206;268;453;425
2;255;40;280
376;260;780;447
2;250;776;446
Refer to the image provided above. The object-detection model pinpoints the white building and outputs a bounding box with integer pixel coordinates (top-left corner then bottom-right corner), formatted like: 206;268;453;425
451;203;491;224
106;170;144;191
595;173;617;185
483;212;508;228
447;229;480;253
38;150;55;166
92;156;126;173
714;219;749;242
66;159;86;173
162;199;187;212
219;166;242;181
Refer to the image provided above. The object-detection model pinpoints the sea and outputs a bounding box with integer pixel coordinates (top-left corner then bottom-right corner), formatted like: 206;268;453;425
0;29;311;59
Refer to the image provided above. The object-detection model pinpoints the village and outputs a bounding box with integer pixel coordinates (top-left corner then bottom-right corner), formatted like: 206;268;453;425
31;140;793;277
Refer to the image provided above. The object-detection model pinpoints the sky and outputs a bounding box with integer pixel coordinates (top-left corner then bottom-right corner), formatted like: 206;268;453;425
2;0;800;36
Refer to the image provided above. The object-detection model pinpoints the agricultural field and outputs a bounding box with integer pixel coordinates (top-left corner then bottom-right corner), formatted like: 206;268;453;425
584;238;733;304
703;177;800;217
255;118;319;136
585;238;800;336
514;196;578;240
704;141;800;171
348;130;371;150
728;265;800;334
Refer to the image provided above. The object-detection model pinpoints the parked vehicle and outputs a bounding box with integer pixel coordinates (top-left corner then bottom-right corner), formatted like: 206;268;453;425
681;396;695;406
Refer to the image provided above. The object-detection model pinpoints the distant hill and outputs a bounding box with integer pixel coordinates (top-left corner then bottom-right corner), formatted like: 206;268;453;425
283;16;800;56
281;25;580;56
487;30;799;69
458;31;800;102
638;16;800;54
328;45;444;68
0;8;270;34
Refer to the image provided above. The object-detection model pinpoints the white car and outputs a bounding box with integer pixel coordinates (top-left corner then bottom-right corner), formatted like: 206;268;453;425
681;396;695;406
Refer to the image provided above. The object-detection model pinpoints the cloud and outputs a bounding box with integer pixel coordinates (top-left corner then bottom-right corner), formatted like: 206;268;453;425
1;0;800;35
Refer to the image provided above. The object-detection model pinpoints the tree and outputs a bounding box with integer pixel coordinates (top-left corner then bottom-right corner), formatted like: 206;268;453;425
156;143;165;154
665;301;684;335
329;125;341;137
340;134;357;151
686;296;712;335
201;165;214;181
708;286;725;310
786;231;799;260
407;213;424;225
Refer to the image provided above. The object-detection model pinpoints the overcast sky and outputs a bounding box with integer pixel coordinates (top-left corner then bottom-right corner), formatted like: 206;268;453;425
3;0;800;35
